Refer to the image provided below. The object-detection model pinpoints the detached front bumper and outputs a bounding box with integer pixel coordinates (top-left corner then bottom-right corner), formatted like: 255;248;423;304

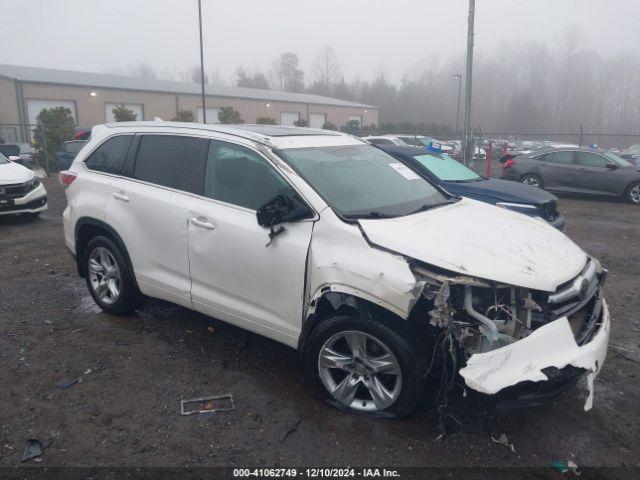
460;299;610;411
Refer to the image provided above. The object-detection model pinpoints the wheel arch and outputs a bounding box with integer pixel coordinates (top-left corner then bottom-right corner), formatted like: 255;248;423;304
298;286;411;356
74;217;139;290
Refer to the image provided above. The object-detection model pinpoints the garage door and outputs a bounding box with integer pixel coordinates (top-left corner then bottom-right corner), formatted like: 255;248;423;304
197;107;221;124
280;112;300;126
27;99;77;126
309;113;326;129
105;103;144;122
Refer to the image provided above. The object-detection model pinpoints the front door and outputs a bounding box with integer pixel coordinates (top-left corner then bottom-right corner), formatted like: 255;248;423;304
188;139;314;346
573;151;622;196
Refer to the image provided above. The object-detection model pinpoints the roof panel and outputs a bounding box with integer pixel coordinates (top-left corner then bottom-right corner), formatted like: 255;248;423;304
0;64;376;109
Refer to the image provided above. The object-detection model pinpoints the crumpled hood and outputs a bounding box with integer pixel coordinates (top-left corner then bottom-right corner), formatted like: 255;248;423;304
359;198;587;292
0;161;35;183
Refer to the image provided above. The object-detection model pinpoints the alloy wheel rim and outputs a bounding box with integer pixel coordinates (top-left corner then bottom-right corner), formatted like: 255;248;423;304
523;176;540;187
88;247;121;305
630;185;640;203
318;330;402;412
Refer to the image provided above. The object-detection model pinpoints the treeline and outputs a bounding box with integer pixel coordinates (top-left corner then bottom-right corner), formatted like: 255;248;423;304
120;34;640;135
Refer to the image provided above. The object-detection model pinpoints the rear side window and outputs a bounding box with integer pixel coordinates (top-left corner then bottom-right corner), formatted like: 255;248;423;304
133;135;206;194
85;135;133;174
204;140;296;210
545;151;573;164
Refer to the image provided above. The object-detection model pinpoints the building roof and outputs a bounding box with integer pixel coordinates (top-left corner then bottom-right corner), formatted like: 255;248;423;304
0;64;376;109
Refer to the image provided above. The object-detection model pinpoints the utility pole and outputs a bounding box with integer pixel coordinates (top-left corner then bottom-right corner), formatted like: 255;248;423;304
463;0;475;165
197;0;207;123
453;74;462;140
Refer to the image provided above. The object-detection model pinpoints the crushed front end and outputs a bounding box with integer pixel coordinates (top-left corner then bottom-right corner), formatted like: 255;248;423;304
412;258;610;411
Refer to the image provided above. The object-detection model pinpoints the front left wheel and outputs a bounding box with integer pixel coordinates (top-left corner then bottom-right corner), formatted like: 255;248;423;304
625;181;640;205
83;235;137;315
304;312;427;418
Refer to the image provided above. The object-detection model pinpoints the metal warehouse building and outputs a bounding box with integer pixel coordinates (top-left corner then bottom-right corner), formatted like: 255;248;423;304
0;64;378;143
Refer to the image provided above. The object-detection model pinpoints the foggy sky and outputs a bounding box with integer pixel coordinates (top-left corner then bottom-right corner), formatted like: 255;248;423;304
1;0;638;84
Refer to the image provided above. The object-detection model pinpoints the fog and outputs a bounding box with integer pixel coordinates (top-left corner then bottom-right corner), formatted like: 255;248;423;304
2;0;639;136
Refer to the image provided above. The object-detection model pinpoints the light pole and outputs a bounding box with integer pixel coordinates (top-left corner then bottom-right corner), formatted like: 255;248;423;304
453;74;462;140
463;0;476;165
197;0;207;123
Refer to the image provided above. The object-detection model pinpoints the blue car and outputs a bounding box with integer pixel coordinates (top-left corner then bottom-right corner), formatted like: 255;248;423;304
379;145;565;230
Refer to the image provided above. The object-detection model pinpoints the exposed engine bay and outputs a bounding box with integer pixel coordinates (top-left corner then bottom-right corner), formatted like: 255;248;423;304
411;257;609;418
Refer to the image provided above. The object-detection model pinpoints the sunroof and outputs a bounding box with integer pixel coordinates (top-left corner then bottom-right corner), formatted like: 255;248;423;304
230;125;339;137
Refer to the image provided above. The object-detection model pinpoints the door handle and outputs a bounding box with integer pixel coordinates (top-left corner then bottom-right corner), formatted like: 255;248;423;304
190;216;215;230
113;191;130;202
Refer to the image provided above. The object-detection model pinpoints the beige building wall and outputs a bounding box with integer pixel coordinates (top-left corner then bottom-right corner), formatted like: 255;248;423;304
0;77;20;124
5;81;378;140
20;83;177;125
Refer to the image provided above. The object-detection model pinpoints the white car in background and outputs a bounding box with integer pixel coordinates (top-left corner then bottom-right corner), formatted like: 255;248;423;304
0;152;48;217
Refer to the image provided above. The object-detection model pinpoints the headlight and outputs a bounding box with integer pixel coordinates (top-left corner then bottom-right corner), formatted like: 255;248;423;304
25;177;40;192
495;202;538;214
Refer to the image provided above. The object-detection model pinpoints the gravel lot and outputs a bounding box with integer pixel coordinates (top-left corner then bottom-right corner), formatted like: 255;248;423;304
1;177;639;471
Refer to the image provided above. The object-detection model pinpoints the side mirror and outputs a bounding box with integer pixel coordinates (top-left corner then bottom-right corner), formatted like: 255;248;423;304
606;162;619;170
8;155;21;161
256;194;312;228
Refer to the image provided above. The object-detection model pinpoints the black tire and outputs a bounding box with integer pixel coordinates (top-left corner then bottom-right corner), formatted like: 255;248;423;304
303;312;427;419
625;181;640;205
520;173;544;189
83;235;137;315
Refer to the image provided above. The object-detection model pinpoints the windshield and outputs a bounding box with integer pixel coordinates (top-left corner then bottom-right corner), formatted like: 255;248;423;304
0;153;10;165
413;153;481;181
603;152;632;167
277;144;451;218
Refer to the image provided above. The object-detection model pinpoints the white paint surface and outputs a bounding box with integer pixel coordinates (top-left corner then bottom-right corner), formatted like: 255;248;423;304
359;198;587;292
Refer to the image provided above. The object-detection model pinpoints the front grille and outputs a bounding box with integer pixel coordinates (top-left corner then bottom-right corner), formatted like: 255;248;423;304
0;181;37;199
530;259;605;345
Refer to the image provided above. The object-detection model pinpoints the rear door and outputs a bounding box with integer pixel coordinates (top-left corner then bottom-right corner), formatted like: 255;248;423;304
187;139;314;346
105;133;208;308
537;151;577;190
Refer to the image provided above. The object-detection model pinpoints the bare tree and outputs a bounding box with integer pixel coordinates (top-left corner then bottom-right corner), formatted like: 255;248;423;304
310;46;342;91
269;52;305;92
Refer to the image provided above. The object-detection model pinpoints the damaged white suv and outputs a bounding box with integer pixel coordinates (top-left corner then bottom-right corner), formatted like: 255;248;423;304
61;123;610;418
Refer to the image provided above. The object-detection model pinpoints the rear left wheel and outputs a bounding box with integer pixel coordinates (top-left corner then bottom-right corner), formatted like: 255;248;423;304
84;235;137;315
520;173;543;188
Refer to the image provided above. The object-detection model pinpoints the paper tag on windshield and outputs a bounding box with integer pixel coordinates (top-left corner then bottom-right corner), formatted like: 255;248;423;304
389;162;421;180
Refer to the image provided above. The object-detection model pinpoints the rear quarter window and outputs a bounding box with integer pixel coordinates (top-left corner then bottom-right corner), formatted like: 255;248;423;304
85;135;133;174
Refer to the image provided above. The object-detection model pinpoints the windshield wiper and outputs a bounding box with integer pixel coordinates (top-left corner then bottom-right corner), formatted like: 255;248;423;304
344;210;390;219
404;200;455;216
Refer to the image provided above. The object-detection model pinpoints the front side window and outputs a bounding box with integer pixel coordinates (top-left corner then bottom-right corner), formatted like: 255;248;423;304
0;152;10;165
85;135;133;174
204;140;296;210
133;135;206;194
575;152;609;168
413;154;480;182
545;151;573;164
602;152;632;167
278;144;450;218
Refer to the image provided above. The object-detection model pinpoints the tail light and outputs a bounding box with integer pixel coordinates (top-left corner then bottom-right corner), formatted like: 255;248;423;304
58;170;77;187
503;158;516;169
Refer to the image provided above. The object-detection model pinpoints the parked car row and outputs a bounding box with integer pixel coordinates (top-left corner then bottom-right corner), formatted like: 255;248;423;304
58;122;610;419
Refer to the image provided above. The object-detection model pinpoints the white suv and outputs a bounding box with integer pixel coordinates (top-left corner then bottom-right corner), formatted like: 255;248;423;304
0;152;48;216
61;122;610;418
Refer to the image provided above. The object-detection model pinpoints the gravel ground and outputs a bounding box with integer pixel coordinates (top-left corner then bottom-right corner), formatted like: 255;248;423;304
0;178;639;471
